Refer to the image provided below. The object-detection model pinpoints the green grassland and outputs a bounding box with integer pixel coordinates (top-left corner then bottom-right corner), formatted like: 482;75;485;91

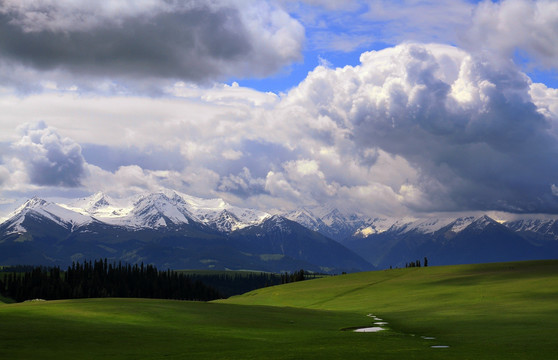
0;260;557;359
223;260;558;358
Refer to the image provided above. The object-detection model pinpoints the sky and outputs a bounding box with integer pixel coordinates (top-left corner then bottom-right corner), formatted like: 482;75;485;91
1;0;558;218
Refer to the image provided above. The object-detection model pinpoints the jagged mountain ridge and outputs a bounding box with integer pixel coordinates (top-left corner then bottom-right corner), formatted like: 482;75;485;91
285;207;370;240
0;192;373;273
284;207;558;241
9;193;558;241
60;190;269;232
3;192;558;271
283;207;558;268
340;214;557;268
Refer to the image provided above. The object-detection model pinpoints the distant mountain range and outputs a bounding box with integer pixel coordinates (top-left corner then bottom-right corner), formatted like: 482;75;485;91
0;191;371;273
284;208;558;268
1;190;557;272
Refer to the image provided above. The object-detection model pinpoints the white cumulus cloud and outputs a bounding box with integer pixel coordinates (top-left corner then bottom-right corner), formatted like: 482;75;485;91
11;122;87;187
463;0;558;69
2;42;558;216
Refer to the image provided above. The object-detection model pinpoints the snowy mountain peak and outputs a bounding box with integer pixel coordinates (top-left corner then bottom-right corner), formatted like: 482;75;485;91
504;218;558;234
353;217;399;237
19;196;49;210
445;216;477;233
207;209;241;233
262;215;292;233
80;192;113;211
0;190;275;233
284;208;323;231
65;189;269;231
63;192;127;218
9;189;554;243
126;191;192;228
468;215;498;230
321;208;347;227
3;197;94;235
284;206;373;241
88;192;110;208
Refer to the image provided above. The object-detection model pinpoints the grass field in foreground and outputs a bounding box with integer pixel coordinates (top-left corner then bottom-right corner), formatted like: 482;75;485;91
222;260;558;358
0;260;556;359
0;298;436;359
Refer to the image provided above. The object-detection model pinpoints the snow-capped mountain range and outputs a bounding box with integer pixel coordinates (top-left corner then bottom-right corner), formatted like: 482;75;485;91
4;190;270;235
285;207;558;268
0;190;371;273
284;207;558;241
4;190;558;240
2;189;558;270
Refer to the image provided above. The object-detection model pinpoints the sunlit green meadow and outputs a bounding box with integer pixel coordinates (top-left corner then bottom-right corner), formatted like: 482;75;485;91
0;260;556;359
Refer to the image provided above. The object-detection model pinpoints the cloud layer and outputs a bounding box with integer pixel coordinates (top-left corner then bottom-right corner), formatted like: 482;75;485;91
2;1;558;217
281;44;558;212
0;0;304;92
3;42;558;215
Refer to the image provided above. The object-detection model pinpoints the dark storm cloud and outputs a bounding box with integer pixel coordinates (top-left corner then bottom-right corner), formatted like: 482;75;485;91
0;9;248;81
0;1;303;87
13;122;87;187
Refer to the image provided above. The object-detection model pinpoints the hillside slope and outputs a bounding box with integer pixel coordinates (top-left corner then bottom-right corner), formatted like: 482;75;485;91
222;260;558;358
0;260;556;359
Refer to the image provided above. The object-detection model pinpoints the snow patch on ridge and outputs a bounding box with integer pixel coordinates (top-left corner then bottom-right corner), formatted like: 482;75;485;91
34;189;270;231
447;216;477;233
7;190;558;241
4;197;94;234
62;192;132;219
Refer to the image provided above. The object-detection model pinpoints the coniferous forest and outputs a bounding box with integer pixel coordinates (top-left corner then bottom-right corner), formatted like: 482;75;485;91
0;260;223;302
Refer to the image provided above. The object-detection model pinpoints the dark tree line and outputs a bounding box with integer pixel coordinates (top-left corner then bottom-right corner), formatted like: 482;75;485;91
280;269;307;284
185;272;283;297
405;257;428;268
0;259;222;302
0;265;35;273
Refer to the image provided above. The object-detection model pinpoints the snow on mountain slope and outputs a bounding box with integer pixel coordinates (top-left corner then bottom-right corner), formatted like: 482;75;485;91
176;190;269;232
63;192;131;218
3;197;94;234
505;218;558;233
353;217;404;237
353;216;454;237
146;189;270;231
7;190;558;240
445;216;477;233
352;214;504;238
466;215;500;231
25;189;270;231
285;206;371;240
354;215;508;237
116;192;193;228
284;208;325;232
285;207;488;240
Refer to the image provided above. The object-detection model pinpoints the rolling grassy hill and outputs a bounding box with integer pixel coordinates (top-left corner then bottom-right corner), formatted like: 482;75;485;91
223;260;558;358
0;260;556;359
